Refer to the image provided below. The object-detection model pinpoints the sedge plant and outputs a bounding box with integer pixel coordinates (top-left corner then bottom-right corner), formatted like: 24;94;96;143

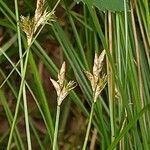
50;62;77;150
82;50;107;150
7;0;56;149
0;0;150;149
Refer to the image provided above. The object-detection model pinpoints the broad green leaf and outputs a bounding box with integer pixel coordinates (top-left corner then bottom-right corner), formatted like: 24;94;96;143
74;0;128;11
93;0;125;11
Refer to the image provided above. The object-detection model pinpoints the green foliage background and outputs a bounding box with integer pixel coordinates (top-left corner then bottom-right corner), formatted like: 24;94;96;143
0;0;149;149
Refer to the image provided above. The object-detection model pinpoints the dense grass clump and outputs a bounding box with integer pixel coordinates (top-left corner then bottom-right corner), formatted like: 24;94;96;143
0;0;149;149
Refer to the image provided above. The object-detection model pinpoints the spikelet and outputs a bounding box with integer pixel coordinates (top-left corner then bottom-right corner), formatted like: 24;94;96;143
93;50;105;82
50;62;77;106
20;16;34;45
93;74;107;102
84;71;95;91
34;0;45;24
85;50;107;102
58;62;66;88
57;81;76;106
20;0;55;46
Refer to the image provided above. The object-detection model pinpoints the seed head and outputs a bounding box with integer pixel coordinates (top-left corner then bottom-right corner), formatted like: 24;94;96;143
85;50;107;102
50;62;77;106
20;16;34;45
58;62;66;88
20;0;55;45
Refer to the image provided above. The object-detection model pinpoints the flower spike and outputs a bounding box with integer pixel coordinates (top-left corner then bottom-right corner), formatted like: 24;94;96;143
50;62;77;106
85;50;107;102
20;0;55;46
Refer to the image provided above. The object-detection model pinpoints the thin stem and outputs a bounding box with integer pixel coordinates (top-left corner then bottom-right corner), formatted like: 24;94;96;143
108;11;115;143
14;0;32;149
23;88;32;150
53;105;60;150
52;0;61;12
6;8;50;148
82;102;95;150
14;0;23;69
134;0;150;67
0;49;53;142
0;23;45;88
0;50;27;88
7;46;30;150
124;0;129;89
131;2;149;149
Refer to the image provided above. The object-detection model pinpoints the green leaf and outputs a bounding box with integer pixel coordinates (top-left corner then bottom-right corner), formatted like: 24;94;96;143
108;104;150;150
74;0;128;11
93;0;125;11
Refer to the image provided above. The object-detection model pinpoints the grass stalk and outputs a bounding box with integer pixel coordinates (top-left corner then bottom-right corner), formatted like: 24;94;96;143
14;0;32;149
131;0;145;127
7;18;48;149
107;11;115;143
124;0;129;89
0;69;46;150
7;45;31;150
53;105;60;150
5;23;45;149
0;89;25;150
82;102;95;150
7;21;43;147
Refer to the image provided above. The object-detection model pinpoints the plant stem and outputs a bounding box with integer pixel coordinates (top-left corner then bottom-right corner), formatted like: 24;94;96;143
6;12;48;149
52;0;61;12
108;11;115;144
14;0;32;149
82;102;95;150
7;45;30;150
53;105;60;150
124;0;129;89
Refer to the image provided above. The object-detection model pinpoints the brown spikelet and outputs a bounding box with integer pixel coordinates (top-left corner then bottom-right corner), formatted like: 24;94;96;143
50;62;77;106
58;62;66;88
20;0;55;45
34;0;45;23
20;16;34;45
85;50;107;102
